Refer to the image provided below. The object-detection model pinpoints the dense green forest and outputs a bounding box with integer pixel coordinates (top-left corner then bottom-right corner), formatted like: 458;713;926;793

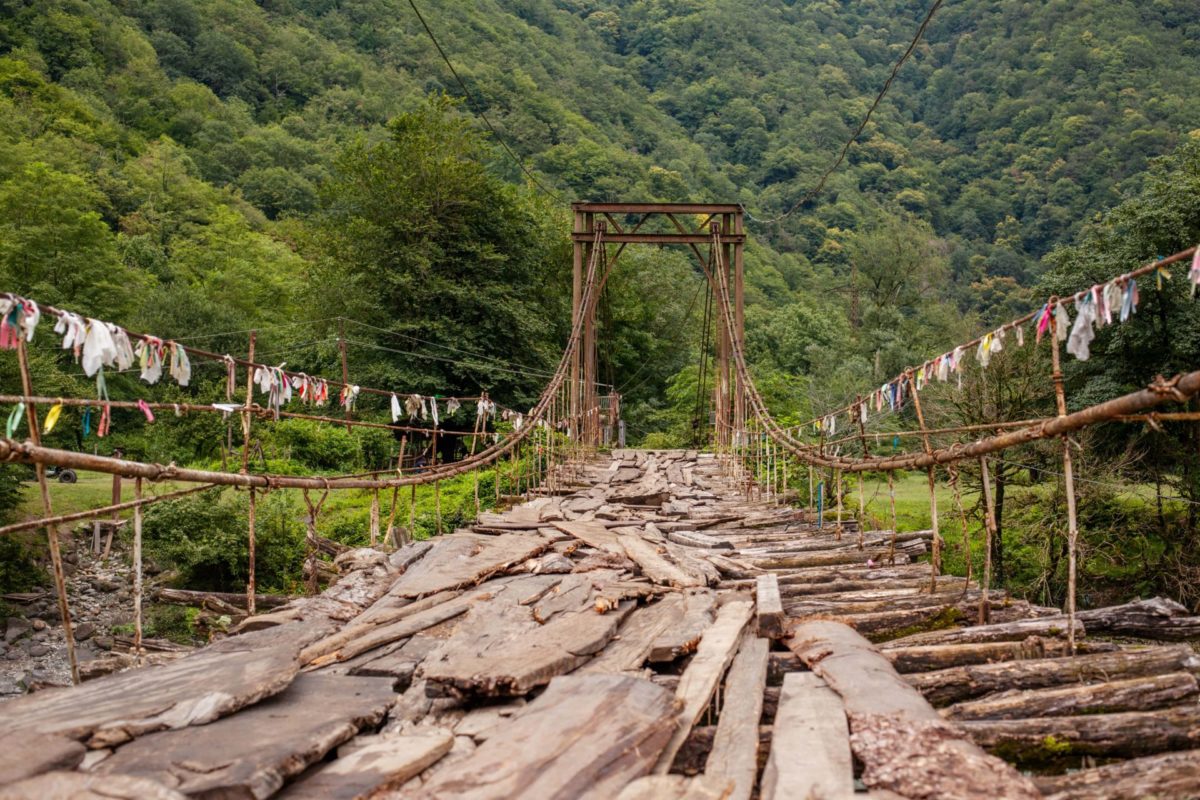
2;0;1200;608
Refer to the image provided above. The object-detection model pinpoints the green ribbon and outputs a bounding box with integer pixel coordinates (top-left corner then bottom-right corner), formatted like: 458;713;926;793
6;402;25;438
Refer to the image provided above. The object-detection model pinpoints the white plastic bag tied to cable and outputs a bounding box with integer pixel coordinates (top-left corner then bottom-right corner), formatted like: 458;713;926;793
110;325;135;371
445;398;461;416
1054;301;1071;342
169;342;191;386
136;336;165;384
430;397;439;428
406;394;424;421
54;311;86;356
390;393;402;423
81;318;117;377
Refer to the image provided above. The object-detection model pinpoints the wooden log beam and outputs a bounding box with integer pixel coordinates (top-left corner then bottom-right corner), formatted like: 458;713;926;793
944;672;1199;721
881;615;1085;649
886;637;1118;674
1034;748;1200;800
786;620;1040;799
908;644;1200;705
1075;597;1200;641
960;704;1200;762
153;587;290;610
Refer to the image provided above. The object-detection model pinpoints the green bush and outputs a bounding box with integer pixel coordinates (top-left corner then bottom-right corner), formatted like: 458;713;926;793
141;488;305;593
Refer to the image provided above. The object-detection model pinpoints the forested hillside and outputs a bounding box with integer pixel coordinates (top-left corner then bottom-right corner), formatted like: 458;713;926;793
3;0;1200;605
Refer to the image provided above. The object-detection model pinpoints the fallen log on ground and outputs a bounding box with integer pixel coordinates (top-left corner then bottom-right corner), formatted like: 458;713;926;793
786;620;1040;799
153;587;290;610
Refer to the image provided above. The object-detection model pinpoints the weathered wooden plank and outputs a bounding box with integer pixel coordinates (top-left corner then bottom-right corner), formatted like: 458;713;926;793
760;672;854;800
653;599;754;773
279;730;453;799
619;532;709;588
387;533;552;599
960;705;1200;761
909;644;1200;705
94;674;395;798
0;731;85;785
583;594;686;673
1035;748;1200;800
414;673;677;799
1076;597;1200;641
649;589;716;662
617;774;734;799
787;620;1040;799
944;671;1199;720
706;636;768;800
755;574;784;639
308;594;471;667
0;772;186;800
0;621;325;749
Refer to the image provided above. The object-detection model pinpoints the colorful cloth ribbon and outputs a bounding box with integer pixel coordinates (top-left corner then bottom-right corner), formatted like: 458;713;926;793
43;403;63;434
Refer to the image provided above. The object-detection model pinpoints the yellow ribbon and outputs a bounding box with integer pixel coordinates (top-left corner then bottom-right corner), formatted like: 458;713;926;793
43;403;63;434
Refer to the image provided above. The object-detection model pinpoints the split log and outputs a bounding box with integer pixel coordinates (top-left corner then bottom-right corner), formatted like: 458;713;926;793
279;730;454;799
653;600;754;773
153;587;289;610
787;620;1040;800
1034;748;1200;800
94;674;396;797
760;672;854;800
747;546;915;570
583;594;686;673
908;644;1200;705
885;637;1118;673
414;673;677;799
881;615;1085;649
960;704;1200;762
387;533;553;599
1076;597;1200;641
756;574;784;639
617;775;733;799
648;589;716;662
944;671;1199;720
706;637;768;800
0;772;186;800
0;620;327;749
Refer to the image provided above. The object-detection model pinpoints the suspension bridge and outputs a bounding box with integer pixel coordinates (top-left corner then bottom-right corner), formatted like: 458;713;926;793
2;203;1200;798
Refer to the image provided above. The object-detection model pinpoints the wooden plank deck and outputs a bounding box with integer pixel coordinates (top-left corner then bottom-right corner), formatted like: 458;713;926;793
3;448;1200;798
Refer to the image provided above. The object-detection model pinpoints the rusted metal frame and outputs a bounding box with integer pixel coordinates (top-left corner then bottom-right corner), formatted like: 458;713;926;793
1049;306;1080;654
906;371;942;591
0;483;216;537
979;456;998;624
15;339;80;683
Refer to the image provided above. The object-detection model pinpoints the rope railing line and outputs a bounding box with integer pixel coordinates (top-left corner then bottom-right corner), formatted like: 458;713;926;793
785;245;1199;432
707;232;1200;472
0;395;490;437
1;292;497;405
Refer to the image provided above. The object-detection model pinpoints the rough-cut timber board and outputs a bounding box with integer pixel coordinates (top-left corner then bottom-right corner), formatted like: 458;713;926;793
412;673;677;799
760;672;854;800
0;772;186;800
944;671;1200;720
649;589;717;662
310;594;472;666
617;775;735;799
706;636;769;800
387;533;552;599
278;730;453;799
787;620;1040;800
0;621;324;749
907;644;1200;705
94;674;395;798
583;594;686;673
1035;748;1200;800
755;574;784;639
653;600;754;773
0;731;85;785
